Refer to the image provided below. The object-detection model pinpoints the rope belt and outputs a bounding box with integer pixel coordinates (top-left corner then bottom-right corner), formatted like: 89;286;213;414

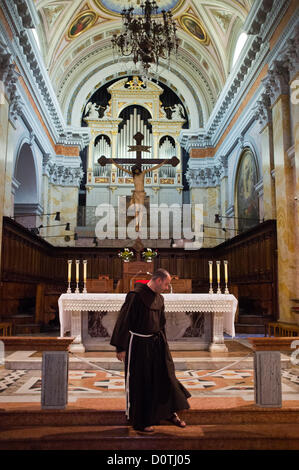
126;330;155;419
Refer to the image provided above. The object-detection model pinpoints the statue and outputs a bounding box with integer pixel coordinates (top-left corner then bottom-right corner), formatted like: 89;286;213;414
171;103;185;120
84;102;100;119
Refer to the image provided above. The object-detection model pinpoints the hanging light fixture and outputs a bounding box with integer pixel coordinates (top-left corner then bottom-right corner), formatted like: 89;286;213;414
112;1;179;78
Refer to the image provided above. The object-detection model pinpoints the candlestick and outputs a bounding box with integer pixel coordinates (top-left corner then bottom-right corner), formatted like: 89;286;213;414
75;260;80;293
83;260;87;293
216;260;221;294
67;260;72;293
208;260;213;294
224;260;229;294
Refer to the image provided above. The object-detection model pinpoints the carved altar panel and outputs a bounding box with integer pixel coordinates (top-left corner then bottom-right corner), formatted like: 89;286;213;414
122;260;153;292
86;278;113;293
170;278;192;293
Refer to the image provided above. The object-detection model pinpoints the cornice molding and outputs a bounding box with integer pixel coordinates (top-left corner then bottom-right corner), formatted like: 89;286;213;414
43;154;84;187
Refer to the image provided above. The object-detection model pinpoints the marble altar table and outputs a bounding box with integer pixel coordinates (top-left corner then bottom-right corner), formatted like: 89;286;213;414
58;293;237;353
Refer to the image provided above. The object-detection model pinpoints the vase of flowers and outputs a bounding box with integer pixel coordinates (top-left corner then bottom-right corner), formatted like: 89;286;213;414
118;248;134;262
142;248;158;263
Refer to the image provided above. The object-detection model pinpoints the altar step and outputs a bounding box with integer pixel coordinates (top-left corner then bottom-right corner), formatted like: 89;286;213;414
1;408;299;450
235;315;266;334
1;314;41;335
4;352;293;371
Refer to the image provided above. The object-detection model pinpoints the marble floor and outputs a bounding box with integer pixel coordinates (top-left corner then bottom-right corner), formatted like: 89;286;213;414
0;338;299;411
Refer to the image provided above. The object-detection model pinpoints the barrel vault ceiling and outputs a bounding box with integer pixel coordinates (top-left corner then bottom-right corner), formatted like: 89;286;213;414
33;0;254;127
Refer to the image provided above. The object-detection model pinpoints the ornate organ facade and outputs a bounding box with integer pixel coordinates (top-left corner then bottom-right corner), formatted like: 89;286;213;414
83;77;186;230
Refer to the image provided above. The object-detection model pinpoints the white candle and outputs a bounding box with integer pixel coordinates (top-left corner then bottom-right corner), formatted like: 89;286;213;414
68;260;72;282
224;260;228;284
83;260;87;283
76;260;80;283
209;261;213;284
216;261;220;284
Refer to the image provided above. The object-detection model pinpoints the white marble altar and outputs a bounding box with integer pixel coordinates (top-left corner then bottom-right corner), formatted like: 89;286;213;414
58;293;237;353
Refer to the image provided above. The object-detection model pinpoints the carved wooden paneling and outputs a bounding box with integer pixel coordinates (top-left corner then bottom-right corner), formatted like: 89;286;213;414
0;217;278;321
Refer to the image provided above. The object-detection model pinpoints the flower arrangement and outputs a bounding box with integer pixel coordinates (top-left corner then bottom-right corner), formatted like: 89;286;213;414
118;247;134;262
142;248;158;262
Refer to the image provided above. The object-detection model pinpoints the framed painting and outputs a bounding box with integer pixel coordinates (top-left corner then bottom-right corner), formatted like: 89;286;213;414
179;14;209;44
68;10;97;39
235;149;259;232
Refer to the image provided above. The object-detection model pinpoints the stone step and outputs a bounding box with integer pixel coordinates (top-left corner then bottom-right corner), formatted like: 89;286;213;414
1;408;299;428
4;354;257;371
235;324;265;334
1;422;299;450
2;314;35;325
237;315;265;325
5;351;292;371
14;323;41;334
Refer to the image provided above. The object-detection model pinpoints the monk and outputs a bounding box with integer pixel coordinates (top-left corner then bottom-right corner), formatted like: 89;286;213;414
110;268;191;432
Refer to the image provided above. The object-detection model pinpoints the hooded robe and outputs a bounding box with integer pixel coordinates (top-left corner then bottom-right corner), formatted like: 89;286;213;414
110;282;191;430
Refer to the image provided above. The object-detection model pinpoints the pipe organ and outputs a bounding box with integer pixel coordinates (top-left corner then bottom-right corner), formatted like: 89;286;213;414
94;136;111;162
159;137;176;177
117;107;153;159
84;77;186;232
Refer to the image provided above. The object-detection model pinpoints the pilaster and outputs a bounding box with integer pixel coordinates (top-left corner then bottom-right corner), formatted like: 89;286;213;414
186;161;223;247
254;92;276;220
266;61;295;322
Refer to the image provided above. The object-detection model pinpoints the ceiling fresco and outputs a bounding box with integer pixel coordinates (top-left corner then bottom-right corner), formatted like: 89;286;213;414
33;0;253;126
94;0;185;15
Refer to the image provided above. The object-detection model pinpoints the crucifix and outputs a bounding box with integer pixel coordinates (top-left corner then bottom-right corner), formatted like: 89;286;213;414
98;132;179;232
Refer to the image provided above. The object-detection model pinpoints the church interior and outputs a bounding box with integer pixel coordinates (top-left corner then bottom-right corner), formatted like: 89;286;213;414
0;0;298;452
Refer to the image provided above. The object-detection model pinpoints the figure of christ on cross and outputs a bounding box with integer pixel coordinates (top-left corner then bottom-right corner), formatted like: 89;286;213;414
98;132;179;232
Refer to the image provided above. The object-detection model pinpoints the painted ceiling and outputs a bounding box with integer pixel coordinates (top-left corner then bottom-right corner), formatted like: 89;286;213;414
33;0;254;127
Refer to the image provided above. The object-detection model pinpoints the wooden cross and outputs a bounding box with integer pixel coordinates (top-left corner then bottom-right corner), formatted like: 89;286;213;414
98;132;179;232
98;131;179;170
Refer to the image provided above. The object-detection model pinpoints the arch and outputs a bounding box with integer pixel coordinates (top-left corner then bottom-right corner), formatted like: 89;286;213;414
13;141;39;218
118;103;153;121
159;135;176;147
94;134;111;146
233;147;260;232
65;61;202;129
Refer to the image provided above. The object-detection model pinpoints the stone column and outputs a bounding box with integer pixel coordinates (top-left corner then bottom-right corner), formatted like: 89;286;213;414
267;62;296;323
152;131;159;159
289;48;299;314
0;81;9;272
0;46;19;270
87;136;95;172
187;164;222;248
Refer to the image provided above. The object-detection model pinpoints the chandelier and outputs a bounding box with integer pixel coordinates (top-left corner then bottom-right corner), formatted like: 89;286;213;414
112;1;179;77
